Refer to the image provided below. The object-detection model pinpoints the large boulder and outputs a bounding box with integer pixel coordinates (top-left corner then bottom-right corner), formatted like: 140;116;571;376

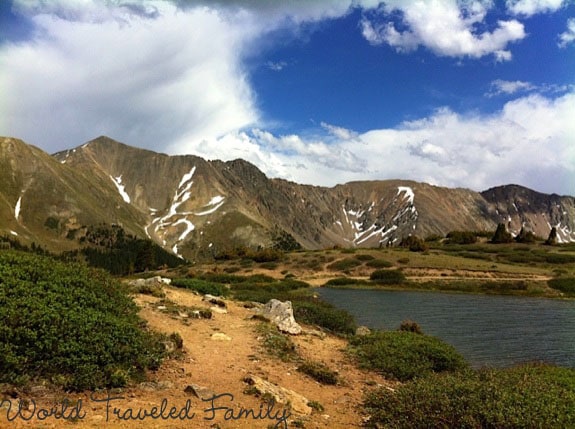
261;299;302;335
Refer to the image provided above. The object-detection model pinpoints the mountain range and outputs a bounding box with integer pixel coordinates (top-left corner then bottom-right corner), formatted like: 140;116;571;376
2;135;574;260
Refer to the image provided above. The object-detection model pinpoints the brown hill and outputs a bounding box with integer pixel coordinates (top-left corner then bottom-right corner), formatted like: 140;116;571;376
1;135;574;258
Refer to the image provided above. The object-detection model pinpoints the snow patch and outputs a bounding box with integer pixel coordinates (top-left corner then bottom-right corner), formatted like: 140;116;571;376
109;175;131;203
178;167;196;190
10;230;18;236
397;186;415;204
195;201;224;216
14;196;22;220
207;195;225;206
173;218;195;241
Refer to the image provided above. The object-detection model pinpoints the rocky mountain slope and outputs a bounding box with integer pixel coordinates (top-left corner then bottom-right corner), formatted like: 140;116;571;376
2;136;574;259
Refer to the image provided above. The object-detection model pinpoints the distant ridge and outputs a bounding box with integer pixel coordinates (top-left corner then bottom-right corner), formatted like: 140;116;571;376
1;135;574;259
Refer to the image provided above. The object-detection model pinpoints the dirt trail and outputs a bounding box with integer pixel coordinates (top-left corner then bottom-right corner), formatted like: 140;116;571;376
2;286;394;429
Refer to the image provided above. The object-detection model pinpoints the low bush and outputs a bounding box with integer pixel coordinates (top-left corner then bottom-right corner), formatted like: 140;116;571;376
293;298;357;335
0;251;165;390
171;278;229;297
355;254;375;261
324;277;371;287
365;258;393;268
548;277;575;295
370;269;406;284
364;364;575;428
349;330;467;381
327;257;363;271
399;235;428;252
446;230;477;244
398;320;423;334
297;361;339;385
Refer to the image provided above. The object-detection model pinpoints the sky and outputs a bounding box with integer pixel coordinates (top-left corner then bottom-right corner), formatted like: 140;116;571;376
1;0;574;195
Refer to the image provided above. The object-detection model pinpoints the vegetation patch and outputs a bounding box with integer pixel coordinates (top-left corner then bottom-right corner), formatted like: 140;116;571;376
0;251;165;390
365;258;393;268
297;360;339;385
364;364;575;428
324;277;371;287
348;330;467;382
370;269;406;284
327;257;363;271
548;277;575;295
255;322;297;362
171;278;229;297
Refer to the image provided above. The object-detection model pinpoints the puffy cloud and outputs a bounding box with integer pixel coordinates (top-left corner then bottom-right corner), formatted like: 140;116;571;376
487;79;536;96
176;91;575;195
1;1;260;152
360;0;525;60
559;18;575;48
506;0;566;16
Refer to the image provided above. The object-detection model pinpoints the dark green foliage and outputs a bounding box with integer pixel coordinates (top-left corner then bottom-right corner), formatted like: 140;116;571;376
546;226;558;245
548;277;575;295
293;298;357;335
324;277;371;287
399;320;423;334
446;230;477;244
355;254;375;261
171;278;229;296
44;216;60;230
200;272;275;284
0;251;165;391
491;223;513;243
327;257;362;271
370;269;406;284
271;226;302;251
365;258;393;268
64;224;184;275
250;248;284;263
399;235;428;252
515;227;538;243
256;322;297;361
297;361;339;385
364;364;575;428
349;331;467;382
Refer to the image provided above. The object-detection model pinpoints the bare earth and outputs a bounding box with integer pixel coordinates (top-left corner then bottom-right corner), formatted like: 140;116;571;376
2;285;396;429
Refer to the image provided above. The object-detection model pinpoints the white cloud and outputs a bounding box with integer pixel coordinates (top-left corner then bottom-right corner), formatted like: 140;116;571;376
0;1;263;152
506;0;566;16
559;18;575;47
176;91;575;195
320;122;360;141
487;79;536;96
360;0;526;60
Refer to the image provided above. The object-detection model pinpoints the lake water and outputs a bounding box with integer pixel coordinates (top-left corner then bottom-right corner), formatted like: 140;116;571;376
315;288;575;368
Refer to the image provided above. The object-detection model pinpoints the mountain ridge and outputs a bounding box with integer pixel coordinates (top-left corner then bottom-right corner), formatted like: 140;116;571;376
2;135;574;259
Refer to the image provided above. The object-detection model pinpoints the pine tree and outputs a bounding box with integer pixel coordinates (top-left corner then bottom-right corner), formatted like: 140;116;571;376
545;227;558;245
491;223;513;243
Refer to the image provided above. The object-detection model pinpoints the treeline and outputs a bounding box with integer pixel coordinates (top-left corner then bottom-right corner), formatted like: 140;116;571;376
63;224;185;275
1;224;185;276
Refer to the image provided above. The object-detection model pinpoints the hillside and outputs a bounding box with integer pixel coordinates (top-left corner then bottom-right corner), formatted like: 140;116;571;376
1;135;574;259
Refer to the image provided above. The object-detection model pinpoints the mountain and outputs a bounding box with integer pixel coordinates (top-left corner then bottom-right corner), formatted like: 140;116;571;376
2;136;574;259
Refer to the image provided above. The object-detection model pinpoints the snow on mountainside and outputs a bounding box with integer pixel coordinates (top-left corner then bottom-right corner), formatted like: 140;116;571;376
2;136;574;258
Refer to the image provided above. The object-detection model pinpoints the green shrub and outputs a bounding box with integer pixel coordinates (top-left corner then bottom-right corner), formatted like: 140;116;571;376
398;320;423;334
293;298;357;335
0;251;165;391
355;254;375;261
256;322;297;361
349;331;467;381
324;277;371;287
171;278;229;296
327;257;363;271
365;258;393;268
446;230;477;244
298;361;338;385
491;223;513;243
364;364;575;428
370;269;406;284
399;235;428;252
548;277;575;295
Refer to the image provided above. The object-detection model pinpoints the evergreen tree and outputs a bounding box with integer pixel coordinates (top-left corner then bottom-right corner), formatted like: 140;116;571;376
515;227;537;243
491;223;513;243
545;226;558;245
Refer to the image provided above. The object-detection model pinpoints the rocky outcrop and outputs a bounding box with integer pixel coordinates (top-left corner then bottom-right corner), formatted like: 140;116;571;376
260;299;302;335
243;374;312;415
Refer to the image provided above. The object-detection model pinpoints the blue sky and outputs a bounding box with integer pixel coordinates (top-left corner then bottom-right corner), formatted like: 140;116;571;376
1;0;574;194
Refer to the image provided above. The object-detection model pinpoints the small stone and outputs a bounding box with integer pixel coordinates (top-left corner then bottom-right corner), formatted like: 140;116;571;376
211;333;232;341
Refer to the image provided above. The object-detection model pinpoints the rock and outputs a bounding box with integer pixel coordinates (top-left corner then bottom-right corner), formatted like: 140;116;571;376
260;299;302;335
355;326;371;336
160;277;171;285
243;375;312;415
184;384;216;400
203;294;226;308
210;306;227;314
211;333;232;341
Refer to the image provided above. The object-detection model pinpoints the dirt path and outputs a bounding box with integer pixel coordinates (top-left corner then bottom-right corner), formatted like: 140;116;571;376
2;286;394;429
